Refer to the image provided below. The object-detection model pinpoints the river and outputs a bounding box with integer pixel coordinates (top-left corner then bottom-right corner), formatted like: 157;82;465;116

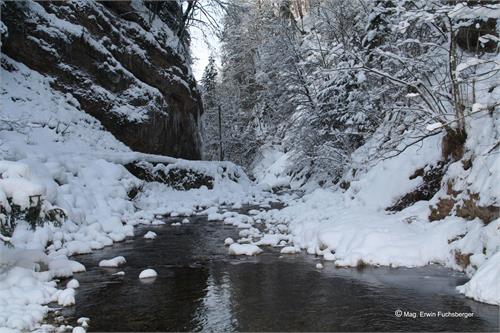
59;211;499;332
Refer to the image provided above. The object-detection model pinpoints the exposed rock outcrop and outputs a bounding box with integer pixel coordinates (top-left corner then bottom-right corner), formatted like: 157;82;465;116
1;0;202;159
387;161;447;212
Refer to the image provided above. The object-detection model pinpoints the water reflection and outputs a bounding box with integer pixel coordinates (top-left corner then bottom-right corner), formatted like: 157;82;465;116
191;271;236;332
63;215;499;332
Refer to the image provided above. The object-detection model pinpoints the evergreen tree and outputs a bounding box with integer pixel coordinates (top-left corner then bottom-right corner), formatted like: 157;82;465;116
200;55;221;160
201;55;218;109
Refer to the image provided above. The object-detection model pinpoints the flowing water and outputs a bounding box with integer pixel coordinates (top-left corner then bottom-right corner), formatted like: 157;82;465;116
60;212;499;332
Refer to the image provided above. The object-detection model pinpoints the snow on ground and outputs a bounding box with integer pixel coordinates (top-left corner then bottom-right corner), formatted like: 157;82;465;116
0;57;274;331
251;146;291;190
457;251;500;305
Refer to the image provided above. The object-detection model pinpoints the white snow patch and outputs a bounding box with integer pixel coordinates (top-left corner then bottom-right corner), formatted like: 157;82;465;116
252;147;291;189
143;231;157;239
426;122;443;131
280;246;300;254
57;288;75;306
139;269;157;279
457;251;500;305
98;256;126;268
72;326;86;333
228;243;263;256
66;279;79;289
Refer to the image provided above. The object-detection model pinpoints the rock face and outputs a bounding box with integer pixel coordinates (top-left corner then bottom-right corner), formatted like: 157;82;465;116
1;0;202;159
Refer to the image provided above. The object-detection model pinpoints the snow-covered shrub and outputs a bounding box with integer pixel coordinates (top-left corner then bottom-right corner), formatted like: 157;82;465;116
0;161;65;242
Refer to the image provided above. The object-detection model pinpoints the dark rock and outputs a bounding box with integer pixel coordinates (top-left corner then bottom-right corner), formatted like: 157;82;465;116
455;192;499;224
429;198;456;221
429;186;499;224
387;161;446;212
125;161;214;190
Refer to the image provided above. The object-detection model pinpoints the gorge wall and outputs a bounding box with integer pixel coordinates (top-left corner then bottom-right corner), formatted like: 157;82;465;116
1;0;203;159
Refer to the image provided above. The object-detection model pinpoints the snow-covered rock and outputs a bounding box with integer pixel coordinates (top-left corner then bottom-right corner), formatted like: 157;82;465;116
72;326;86;333
139;269;158;279
280;246;300;254
228;243;263;256
143;231;157;240
457;251;500;305
98;256;126;268
57;288;76;306
77;317;90;327
66;279;79;289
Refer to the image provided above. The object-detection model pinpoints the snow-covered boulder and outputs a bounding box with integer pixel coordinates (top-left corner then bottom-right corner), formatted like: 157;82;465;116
99;256;126;268
139;269;157;279
143;231;157;240
228;243;262;256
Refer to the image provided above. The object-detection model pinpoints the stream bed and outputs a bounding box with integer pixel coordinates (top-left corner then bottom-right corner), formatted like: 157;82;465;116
61;213;499;332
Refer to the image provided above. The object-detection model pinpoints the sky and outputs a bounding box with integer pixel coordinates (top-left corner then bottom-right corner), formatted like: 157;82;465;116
188;5;223;82
190;27;217;81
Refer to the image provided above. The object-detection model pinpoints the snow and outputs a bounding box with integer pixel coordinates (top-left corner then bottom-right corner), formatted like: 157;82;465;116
0;267;56;331
426;122;443;131
72;326;86;333
139;269;157;279
457;251;500;305
57;288;76;306
143;231;157;239
251;147;291;189
224;237;234;246
0;161;45;209
228;243;263;256
98;256;126;268
405;93;420;98
66;279;79;289
316;263;324;269
280;246;300;254
77;317;90;327
262;189;470;267
346;133;443;211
